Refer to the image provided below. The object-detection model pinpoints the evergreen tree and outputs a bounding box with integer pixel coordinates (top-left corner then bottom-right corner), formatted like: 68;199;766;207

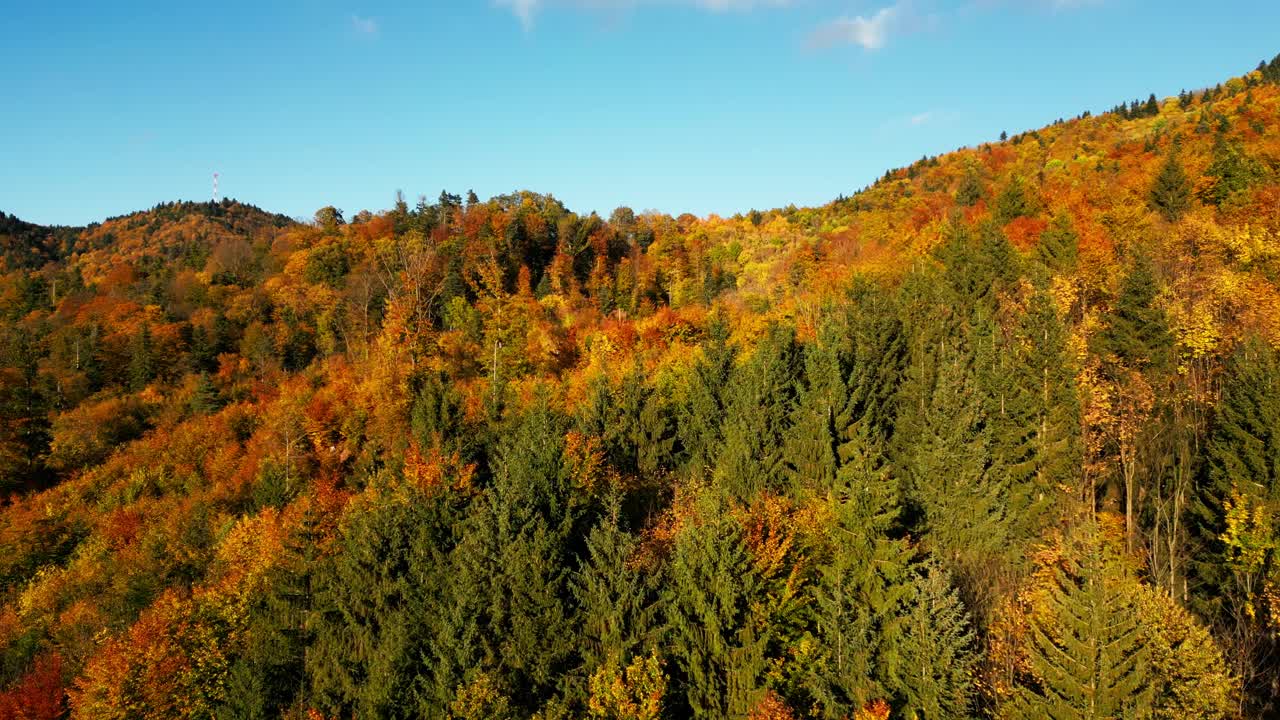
1035;214;1080;277
807;428;914;718
1096;254;1173;370
664;491;771;718
128;323;155;391
1191;338;1280;619
715;323;800;498
678;315;736;475
955;171;984;207
1148;152;1192;222
783;322;849;494
573;495;661;684
985;292;1081;545
190;372;221;414
448;404;587;713
306;478;461;719
904;341;1007;569
891;563;977;720
994;176;1037;224
1009;525;1154;720
1201;137;1265;206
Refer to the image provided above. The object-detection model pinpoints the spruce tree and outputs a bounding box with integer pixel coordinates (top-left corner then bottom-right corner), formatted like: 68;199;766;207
891;563;978;720
128;323;155;391
807;428;914;718
572;494;661;680
678;315;735;475
664;491;771;718
448;403;586;713
1010;526;1154;720
715;323;800;498
1148;152;1192;222
1097;254;1173;370
904;341;1007;569
1035;214;1080;277
783;322;849;494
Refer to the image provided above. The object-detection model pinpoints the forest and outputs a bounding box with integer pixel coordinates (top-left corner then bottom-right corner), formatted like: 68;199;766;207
2;55;1280;719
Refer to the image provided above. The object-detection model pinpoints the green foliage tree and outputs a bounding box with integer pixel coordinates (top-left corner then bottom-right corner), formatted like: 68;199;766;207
1148;152;1192;222
1008;525;1153;720
892;562;978;720
807;429;914;718
664;491;771;718
715;323;799;498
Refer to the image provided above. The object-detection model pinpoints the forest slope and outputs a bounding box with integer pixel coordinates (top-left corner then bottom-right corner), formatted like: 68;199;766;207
1;55;1280;718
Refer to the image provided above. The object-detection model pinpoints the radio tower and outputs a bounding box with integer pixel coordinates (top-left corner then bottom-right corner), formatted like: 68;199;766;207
213;172;220;203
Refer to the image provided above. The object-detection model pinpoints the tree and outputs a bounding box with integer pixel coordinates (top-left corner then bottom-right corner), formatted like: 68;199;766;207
128;323;155;391
891;563;977;720
1201;138;1265;206
1148;152;1191;222
573;495;661;683
715;323;799;498
783;323;848;494
1008;524;1153;720
664;491;772;718
1035;214;1079;277
314;206;345;231
807;429;914;718
678;316;735;475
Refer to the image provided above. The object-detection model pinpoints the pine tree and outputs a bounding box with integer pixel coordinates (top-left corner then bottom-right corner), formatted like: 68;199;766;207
573;494;661;680
128;323;155;391
891;563;978;720
1201;137;1265;206
190;372;221;414
678;315;736;475
783;322;849;494
448;404;586;713
1191;338;1280;620
985;292;1081;546
1035;214;1080;277
1010;525;1154;720
1097;254;1173;370
306;478;460;719
1148;152;1192;222
955;171;984;207
994;176;1037;224
905;341;1007;569
807;428;914;718
664;491;772;718
715;323;800;498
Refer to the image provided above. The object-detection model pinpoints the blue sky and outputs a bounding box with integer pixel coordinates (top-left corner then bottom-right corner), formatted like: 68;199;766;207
3;1;1277;225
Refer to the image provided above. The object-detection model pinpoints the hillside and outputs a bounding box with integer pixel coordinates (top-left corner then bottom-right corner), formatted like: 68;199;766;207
2;54;1280;718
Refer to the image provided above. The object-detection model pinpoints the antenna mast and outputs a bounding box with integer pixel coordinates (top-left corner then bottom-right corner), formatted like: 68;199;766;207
213;172;220;203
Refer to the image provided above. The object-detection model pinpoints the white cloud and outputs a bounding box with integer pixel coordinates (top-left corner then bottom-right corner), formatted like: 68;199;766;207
351;15;379;35
909;110;933;126
809;1;923;51
495;0;793;30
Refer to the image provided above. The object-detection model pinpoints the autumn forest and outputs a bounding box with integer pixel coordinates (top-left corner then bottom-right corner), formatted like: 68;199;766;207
3;56;1280;720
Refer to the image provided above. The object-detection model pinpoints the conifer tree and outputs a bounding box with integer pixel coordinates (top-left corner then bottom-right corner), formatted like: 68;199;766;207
891;563;978;720
783;322;849;494
1148;152;1192;222
128;323;155;391
573;494;661;681
1097;254;1173;370
808;428;914;718
679;316;736;475
664;491;772;718
1009;525;1153;720
986;292;1081;545
1035;214;1080;277
449;404;585;713
715;323;799;498
905;341;1007;569
190;371;221;414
